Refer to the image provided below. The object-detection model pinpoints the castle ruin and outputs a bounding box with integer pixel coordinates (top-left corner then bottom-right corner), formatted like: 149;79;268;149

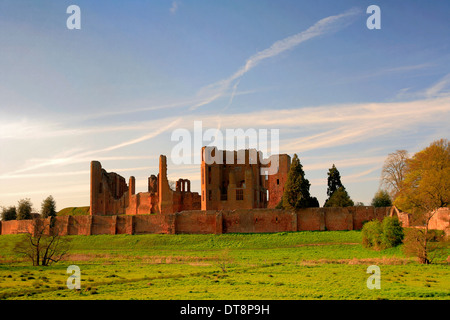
89;147;291;216
89;155;201;215
1;147;448;236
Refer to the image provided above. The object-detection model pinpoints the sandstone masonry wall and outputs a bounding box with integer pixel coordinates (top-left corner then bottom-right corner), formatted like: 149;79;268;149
2;206;448;237
1;206;405;236
428;207;450;234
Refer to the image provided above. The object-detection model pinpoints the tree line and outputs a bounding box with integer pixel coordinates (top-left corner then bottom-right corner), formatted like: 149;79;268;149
1;196;57;221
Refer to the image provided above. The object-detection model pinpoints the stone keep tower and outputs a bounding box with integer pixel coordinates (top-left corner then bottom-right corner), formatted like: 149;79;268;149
200;147;290;211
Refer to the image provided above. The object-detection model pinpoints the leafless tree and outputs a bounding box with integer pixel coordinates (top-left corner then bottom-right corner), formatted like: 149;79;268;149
216;248;233;273
380;149;409;200
14;218;71;266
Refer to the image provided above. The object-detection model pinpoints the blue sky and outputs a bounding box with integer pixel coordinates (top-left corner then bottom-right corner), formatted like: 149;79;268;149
0;1;449;211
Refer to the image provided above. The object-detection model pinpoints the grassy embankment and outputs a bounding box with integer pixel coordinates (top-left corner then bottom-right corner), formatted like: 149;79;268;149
56;207;90;216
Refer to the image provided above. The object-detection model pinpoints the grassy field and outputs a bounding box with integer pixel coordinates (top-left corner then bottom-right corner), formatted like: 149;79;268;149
0;231;448;300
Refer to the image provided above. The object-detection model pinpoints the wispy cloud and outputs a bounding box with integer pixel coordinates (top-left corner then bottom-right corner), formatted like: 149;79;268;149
303;156;386;171
0;165;161;181
0;117;177;141
56;88;262;122
178;95;450;156
8;93;445;180
1;119;181;177
190;8;361;110
337;63;433;85
0;170;90;180
343;166;381;180
94;120;180;154
1;184;88;198
170;1;179;15
310;171;380;187
395;72;450;100
425;72;450;98
188;95;449;128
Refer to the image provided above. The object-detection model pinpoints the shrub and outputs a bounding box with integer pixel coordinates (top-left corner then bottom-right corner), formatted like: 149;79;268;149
361;220;383;250
362;216;404;250
381;216;404;248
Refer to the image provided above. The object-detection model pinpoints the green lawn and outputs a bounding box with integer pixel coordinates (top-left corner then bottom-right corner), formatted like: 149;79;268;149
0;231;448;300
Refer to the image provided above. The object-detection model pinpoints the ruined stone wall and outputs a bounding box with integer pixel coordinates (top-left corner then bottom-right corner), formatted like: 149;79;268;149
351;206;391;230
389;206;411;227
0;219;35;235
90;161;129;216
71;216;93;235
172;191;202;214
91;216;115;235
5;206;448;236
133;214;176;234
175;210;221;234
428;207;450;234
126;193;156;215
90;157;200;216
387;206;450;233
222;209;297;233
297;208;325;231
